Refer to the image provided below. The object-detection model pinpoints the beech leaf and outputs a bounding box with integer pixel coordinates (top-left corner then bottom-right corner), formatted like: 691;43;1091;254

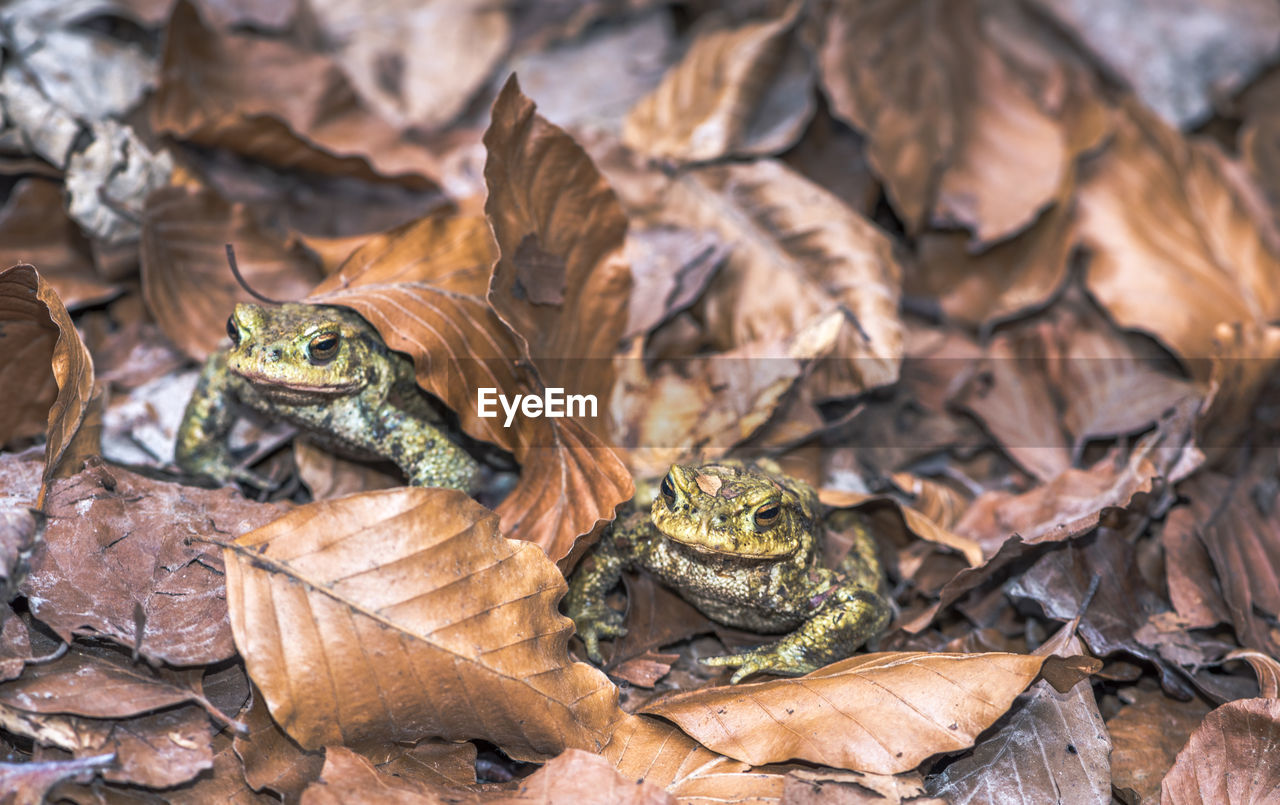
223;487;624;760
1161;698;1280;804
640;651;1068;774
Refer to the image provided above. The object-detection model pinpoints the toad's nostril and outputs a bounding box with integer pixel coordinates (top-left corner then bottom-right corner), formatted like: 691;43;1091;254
268;348;282;361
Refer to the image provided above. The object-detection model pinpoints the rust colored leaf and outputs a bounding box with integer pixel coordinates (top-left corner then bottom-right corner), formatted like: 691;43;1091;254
484;76;633;422
234;686;325;800
818;0;1106;241
0;264;94;495
602;714;784;803
1076;101;1280;367
140;184;322;360
622;2;812;163
622;226;728;340
606;573;715;671
357;738;477;788
818;490;983;567
293;438;400;501
0;179;117;310
308;282;633;563
1225;649;1280;699
641;652;1057;774
22;462;287;666
928;630;1110;802
223;487;623;760
1161;698;1280;804
1162;502;1231;630
1108;681;1209;805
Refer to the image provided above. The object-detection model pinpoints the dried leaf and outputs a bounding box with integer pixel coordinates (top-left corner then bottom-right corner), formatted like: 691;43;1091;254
818;490;983;567
1107;681;1209;805
1076;102;1280;367
818;0;1106;241
307;0;510;132
0;264;94;496
0;754;114;805
0;447;42;603
140;185;323;361
641;652;1057;774
1225;649;1280;699
293;437;400;501
1160;698;1280;804
22;462;287;666
0;178;116;310
602;714;784;803
484;75;633;423
234;686;325;800
622;226;728;340
223;487;623;759
622;2;813;163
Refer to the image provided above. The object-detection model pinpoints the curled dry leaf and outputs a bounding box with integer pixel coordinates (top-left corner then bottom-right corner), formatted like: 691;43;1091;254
223;487;623;760
818;489;983;567
1224;649;1280;698
22;462;287;666
140;184;323;360
818;0;1107;242
484;75;633;424
0;264;94;494
622;1;813;163
234;685;325;800
640;652;1068;774
0;753;115;804
1075;101;1280;368
1160;698;1280;805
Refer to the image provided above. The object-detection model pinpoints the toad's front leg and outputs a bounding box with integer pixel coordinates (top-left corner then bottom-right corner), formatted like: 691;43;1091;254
175;353;275;488
703;584;890;683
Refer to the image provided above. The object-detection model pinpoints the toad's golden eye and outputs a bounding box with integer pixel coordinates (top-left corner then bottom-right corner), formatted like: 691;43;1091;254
226;315;240;347
754;503;781;528
307;333;341;364
660;473;677;508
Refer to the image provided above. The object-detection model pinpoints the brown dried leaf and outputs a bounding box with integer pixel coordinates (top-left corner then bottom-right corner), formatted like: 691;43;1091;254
356;738;477;789
22;462;287;666
1225;650;1280;699
224;487;623;759
622;2;812;163
1107;681;1209;805
308;283;633;562
927;631;1110;802
234;686;325;800
818;0;1106;241
484;75;633;422
817;490;982;567
622;226;728;340
0;179;116;310
293;438;400;501
303;746;673;804
1160;698;1280;804
0;447;43;604
641;652;1055;774
140;185;322;360
1161;503;1232;630
153;1;443;183
602;714;784;803
1076;101;1280;367
0;754;114;805
0;264;94;496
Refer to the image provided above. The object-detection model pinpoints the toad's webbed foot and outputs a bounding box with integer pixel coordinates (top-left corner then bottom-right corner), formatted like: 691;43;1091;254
569;603;628;665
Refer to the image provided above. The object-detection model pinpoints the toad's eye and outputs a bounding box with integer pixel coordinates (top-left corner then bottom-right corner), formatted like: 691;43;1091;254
307;333;341;364
660;473;677;508
753;503;781;528
226;315;241;347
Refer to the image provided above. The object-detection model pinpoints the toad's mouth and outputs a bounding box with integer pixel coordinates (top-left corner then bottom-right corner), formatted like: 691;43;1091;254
659;529;798;560
232;369;365;400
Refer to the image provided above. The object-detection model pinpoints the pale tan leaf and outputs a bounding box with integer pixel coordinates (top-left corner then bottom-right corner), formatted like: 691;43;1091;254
603;714;784;804
1161;698;1280;805
641;652;1055;774
818;0;1107;241
140;184;323;361
622;2;812;163
484;75;633;425
224;487;624;760
1076;101;1280;369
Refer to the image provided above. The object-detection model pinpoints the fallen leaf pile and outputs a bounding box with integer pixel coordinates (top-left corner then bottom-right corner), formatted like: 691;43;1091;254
0;0;1278;802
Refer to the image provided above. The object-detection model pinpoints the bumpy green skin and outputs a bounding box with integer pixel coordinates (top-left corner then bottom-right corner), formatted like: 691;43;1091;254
566;462;890;683
175;302;479;492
